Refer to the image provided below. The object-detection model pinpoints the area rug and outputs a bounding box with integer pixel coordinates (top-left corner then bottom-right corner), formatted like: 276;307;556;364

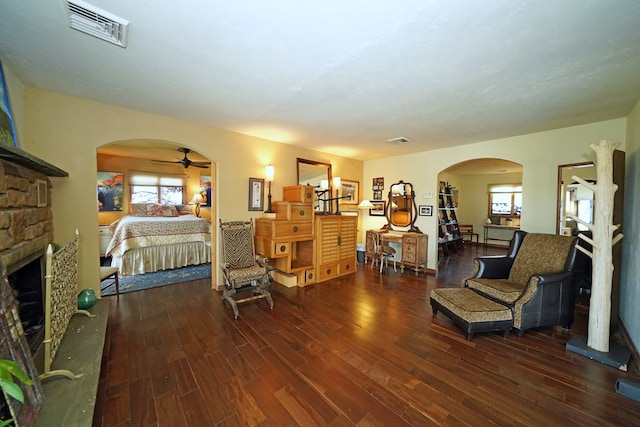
101;264;212;296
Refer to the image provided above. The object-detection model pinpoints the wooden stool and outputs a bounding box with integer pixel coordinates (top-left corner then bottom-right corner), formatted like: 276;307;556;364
430;288;513;340
100;266;119;297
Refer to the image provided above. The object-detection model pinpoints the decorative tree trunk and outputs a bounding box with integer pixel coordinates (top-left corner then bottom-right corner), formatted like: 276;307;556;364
570;140;623;353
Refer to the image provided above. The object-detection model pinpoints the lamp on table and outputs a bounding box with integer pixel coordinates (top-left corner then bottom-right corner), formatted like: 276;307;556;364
189;193;205;217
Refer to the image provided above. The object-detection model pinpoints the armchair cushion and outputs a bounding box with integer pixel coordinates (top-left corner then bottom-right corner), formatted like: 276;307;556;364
507;233;576;285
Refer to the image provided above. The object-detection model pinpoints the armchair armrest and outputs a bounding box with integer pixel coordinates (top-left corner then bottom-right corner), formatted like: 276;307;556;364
473;256;516;279
533;270;573;285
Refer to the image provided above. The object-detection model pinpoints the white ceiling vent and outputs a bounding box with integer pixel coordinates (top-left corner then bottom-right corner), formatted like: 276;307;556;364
65;0;129;48
387;137;411;145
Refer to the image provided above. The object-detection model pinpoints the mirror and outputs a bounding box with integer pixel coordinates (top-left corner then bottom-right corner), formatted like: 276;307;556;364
297;158;332;189
557;161;595;235
298;158;332;211
385;180;421;233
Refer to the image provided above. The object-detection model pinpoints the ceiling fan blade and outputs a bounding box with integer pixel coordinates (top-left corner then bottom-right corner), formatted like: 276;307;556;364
190;163;210;169
151;159;180;164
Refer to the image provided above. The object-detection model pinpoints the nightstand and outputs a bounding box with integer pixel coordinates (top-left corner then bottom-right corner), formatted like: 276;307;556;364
98;225;111;257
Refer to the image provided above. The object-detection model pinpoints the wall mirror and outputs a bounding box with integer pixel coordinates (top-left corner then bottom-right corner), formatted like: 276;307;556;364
556;162;595;235
385;180;421;233
297;158;332;210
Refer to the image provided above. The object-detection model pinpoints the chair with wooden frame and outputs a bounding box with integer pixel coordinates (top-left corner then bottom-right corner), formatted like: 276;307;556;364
458;224;479;245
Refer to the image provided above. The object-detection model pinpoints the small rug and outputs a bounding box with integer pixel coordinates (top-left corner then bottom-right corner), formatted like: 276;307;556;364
101;263;212;296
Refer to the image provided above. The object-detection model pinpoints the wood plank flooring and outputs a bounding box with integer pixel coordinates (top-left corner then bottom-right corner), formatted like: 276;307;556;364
93;245;640;426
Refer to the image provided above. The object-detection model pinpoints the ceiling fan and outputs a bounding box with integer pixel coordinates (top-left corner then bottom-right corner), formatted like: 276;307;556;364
150;147;211;169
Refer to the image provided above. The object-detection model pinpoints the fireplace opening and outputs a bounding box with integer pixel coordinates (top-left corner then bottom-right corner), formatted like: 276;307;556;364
7;249;46;357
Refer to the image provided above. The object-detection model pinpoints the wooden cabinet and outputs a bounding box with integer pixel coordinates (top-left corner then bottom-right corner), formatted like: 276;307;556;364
255;194;316;287
400;233;428;275
315;215;357;283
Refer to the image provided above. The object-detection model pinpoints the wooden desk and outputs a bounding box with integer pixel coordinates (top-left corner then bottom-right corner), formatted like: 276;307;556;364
483;224;519;247
380;232;428;275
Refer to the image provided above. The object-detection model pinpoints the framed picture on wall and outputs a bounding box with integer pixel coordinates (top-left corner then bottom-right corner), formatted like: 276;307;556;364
97;172;124;211
200;175;212;207
341;179;359;205
0;61;19;148
369;200;386;216
248;177;264;211
419;205;433;216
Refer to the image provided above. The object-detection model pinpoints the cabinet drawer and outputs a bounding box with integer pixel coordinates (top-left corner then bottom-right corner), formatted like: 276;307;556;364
273;202;313;222
256;238;289;258
339;258;356;276
295;268;316;287
283;185;315;203
273;221;313;239
98;225;111;235
318;263;339;282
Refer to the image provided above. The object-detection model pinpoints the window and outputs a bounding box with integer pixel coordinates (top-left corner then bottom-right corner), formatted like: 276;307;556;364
488;184;522;217
129;172;186;205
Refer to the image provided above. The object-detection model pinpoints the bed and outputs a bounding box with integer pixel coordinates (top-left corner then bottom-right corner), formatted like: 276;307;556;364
106;205;212;276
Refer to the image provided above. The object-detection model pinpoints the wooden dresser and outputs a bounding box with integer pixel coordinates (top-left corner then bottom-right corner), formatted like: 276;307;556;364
400;232;428;275
255;185;317;286
315;215;357;283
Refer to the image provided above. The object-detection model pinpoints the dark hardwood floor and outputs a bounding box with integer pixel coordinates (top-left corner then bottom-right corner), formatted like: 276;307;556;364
93;244;640;426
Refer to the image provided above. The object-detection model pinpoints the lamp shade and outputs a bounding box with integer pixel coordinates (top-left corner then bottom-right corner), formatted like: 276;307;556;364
333;176;341;189
358;200;374;209
320;179;329;190
265;164;275;182
189;193;204;205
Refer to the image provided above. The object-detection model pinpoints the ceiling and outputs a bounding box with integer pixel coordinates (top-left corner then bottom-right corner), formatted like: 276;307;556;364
1;1;640;162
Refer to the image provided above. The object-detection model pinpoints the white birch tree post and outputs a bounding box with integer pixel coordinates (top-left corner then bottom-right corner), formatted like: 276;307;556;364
568;139;623;353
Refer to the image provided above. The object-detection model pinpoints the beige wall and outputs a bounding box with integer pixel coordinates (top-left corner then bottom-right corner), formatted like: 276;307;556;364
621;98;640;350
20;87;362;293
363;118;627;270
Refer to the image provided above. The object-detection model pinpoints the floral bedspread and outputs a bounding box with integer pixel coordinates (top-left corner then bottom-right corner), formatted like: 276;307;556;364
106;215;212;257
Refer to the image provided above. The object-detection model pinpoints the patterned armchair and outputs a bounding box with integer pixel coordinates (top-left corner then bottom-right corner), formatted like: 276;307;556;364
220;220;273;319
463;231;580;336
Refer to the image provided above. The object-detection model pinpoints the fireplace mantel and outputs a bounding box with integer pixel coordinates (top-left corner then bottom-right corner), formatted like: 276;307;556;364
0;145;68;177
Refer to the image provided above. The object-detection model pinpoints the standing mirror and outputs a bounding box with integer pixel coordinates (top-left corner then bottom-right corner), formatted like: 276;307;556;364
385;180;421;233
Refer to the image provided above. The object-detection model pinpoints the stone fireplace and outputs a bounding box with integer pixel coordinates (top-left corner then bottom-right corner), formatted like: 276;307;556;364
0;145;68;369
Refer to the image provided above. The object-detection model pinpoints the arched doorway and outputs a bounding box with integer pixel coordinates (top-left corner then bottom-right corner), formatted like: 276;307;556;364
436;158;523;266
96;139;217;290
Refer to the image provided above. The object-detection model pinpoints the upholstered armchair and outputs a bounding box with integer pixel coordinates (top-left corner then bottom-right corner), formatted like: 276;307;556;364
220;220;274;319
462;231;580;336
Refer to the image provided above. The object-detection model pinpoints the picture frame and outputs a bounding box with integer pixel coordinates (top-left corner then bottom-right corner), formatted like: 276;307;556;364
97;172;124;212
0;61;18;148
369;200;386;216
340;179;359;205
200;175;212;207
248;177;264;211
419;205;433;216
372;177;384;191
36;179;47;207
372;190;383;200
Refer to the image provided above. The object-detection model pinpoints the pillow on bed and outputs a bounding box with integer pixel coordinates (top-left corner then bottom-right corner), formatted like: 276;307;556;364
130;203;148;215
162;205;179;217
145;204;165;216
173;204;193;215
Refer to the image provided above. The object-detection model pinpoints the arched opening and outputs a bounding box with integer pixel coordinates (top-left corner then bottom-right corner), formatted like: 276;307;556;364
96;139;217;291
436;158;523;267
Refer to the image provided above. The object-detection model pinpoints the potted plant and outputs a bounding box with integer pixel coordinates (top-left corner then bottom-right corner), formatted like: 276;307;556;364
0;359;33;427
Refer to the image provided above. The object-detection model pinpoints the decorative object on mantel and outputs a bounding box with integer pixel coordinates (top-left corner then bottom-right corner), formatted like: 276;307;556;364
0;259;44;426
40;230;96;382
565;140;629;371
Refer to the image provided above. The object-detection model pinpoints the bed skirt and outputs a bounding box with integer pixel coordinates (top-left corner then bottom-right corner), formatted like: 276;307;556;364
111;241;211;276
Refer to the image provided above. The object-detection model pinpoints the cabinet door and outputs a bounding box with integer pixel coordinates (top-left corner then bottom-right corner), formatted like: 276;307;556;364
317;217;340;264
338;217;357;259
401;234;419;264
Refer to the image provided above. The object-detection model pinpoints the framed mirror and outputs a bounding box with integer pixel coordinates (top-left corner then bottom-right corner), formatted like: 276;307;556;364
385;180;421;233
556;161;595;235
297;158;332;188
297;158;332;211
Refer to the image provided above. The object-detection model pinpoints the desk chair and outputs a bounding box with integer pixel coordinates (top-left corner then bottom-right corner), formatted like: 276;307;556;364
459;224;479;244
371;231;397;273
99;266;119;297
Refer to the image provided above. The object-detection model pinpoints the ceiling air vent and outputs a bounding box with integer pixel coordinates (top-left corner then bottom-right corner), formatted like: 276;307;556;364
387;137;411;145
65;0;129;48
